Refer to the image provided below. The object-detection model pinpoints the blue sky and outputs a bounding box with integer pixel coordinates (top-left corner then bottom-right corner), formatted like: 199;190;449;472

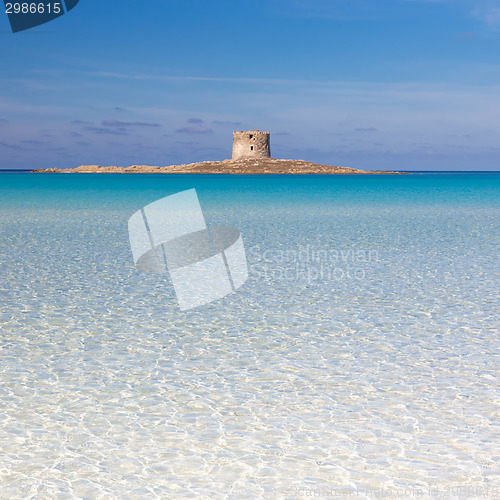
1;0;500;170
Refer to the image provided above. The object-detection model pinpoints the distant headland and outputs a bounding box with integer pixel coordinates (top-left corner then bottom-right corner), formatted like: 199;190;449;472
31;130;405;175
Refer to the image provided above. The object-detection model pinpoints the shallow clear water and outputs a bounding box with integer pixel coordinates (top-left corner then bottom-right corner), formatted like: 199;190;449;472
0;172;499;499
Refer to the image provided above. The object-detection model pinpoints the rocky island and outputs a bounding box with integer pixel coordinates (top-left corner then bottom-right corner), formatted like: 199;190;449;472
32;159;400;174
32;130;404;174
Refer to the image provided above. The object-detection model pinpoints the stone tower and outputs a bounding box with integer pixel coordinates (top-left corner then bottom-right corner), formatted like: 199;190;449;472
232;130;271;161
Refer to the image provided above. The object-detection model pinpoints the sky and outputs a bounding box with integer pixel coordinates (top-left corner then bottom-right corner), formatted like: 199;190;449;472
1;0;500;171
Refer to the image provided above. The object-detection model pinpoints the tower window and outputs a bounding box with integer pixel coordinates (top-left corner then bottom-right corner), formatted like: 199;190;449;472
249;134;253;139
250;146;254;151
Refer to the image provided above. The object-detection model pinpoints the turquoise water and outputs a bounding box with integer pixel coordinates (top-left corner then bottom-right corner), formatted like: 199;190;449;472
0;172;499;499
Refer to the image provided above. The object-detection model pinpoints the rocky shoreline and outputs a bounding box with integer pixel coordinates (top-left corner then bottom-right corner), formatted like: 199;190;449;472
31;158;405;175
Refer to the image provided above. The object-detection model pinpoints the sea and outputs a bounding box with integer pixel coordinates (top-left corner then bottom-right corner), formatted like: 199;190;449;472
0;171;498;499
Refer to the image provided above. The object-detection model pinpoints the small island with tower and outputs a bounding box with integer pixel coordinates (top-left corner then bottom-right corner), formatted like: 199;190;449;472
32;130;402;174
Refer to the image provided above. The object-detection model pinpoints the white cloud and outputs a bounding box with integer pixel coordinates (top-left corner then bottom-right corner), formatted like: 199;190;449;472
473;6;500;28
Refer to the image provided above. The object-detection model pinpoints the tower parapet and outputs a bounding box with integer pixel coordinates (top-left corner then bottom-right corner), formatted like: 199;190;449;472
232;130;271;161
